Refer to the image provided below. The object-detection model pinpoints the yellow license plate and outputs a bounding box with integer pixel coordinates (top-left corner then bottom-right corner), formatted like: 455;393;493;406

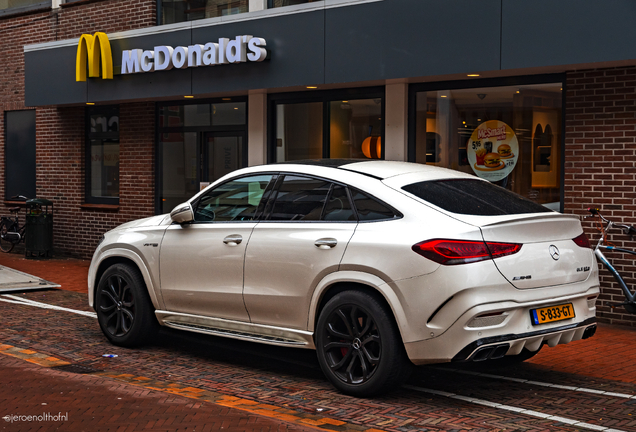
530;303;575;325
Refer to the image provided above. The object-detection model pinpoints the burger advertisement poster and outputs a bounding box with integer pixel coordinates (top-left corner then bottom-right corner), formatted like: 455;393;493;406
467;120;519;182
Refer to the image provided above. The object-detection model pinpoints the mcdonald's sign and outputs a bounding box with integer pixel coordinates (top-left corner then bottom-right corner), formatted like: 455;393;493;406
76;32;113;82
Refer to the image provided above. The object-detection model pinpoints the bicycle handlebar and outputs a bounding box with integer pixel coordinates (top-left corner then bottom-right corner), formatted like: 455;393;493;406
586;207;636;239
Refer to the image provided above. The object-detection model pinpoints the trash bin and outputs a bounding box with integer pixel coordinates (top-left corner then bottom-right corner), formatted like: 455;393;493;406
25;198;53;258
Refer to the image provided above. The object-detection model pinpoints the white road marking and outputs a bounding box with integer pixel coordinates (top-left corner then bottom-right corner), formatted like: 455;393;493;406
439;367;636;400
0;294;97;318
404;384;629;432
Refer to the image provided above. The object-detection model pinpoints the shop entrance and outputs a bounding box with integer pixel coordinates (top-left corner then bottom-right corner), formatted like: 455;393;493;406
157;99;247;214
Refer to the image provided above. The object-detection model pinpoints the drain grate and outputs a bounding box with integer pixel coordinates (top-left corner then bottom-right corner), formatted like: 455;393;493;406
52;364;102;374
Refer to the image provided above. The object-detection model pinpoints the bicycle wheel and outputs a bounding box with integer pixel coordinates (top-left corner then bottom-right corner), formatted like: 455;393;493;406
0;222;15;253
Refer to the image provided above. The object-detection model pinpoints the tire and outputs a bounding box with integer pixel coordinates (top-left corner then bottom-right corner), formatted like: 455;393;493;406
315;290;411;397
95;263;158;347
0;223;15;253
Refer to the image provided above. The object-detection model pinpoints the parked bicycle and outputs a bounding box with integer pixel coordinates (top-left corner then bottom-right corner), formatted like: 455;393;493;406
585;207;636;315
0;195;28;253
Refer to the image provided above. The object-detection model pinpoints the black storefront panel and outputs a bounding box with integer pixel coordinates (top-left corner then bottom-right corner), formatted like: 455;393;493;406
325;0;502;84
25;46;87;106
192;10;325;94
502;0;636;70
24;0;636;107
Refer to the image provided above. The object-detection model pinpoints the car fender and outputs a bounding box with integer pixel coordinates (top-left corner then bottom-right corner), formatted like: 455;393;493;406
307;270;408;338
89;247;163;311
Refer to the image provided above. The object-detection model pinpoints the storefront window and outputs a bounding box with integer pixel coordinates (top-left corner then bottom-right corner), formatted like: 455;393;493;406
86;106;119;204
330;100;382;159
157;100;247;214
275;102;322;161
160;132;198;213
160;102;246;128
160;0;247;25
273;89;384;162
413;81;562;210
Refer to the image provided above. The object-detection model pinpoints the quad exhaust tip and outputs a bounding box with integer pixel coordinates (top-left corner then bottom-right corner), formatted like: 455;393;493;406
582;324;597;340
471;344;510;362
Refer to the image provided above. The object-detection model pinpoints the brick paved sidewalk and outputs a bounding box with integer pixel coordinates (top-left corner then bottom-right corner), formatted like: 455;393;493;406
0;354;315;432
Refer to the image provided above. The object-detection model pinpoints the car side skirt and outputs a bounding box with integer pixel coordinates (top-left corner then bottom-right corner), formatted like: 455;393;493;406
155;310;315;348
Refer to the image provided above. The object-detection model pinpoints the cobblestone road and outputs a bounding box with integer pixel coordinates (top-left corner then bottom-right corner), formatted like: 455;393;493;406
1;289;635;432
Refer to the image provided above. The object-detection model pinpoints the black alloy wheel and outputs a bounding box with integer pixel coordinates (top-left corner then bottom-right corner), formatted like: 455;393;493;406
100;273;135;337
95;263;158;347
316;290;410;397
321;304;381;385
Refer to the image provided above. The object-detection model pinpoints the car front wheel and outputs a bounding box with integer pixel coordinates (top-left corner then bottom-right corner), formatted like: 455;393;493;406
315;290;410;397
95;263;158;347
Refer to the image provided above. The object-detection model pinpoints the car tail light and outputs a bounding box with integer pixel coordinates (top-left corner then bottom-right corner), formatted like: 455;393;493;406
412;239;521;265
573;232;591;249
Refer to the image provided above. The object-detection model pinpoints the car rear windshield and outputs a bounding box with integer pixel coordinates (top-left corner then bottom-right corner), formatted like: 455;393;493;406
402;179;553;216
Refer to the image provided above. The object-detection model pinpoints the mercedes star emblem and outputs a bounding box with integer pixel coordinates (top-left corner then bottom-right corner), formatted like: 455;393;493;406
549;245;560;261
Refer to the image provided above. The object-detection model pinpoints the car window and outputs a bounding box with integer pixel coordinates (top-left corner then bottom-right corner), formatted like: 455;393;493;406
401;179;553;216
351;189;399;221
194;175;273;222
323;184;356;221
268;175;331;221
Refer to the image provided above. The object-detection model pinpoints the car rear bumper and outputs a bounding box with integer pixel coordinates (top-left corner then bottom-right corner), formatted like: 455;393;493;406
402;282;599;365
451;317;597;362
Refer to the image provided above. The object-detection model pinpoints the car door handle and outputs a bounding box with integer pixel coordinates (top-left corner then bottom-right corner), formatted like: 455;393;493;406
223;234;243;246
315;238;337;249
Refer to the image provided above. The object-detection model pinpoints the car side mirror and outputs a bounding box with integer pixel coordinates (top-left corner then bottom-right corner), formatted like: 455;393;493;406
170;202;194;224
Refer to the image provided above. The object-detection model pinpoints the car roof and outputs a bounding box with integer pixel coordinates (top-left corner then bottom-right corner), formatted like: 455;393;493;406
274;159;474;181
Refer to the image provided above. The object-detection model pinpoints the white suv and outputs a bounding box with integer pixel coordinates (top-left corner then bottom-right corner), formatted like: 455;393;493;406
89;160;599;396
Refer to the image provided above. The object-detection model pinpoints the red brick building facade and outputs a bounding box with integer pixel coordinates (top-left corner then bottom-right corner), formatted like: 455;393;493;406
565;67;636;326
0;0;156;257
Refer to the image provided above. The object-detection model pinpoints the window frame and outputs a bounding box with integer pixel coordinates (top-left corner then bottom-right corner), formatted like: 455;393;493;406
85;105;120;205
267;87;385;163
407;73;566;213
256;172;402;223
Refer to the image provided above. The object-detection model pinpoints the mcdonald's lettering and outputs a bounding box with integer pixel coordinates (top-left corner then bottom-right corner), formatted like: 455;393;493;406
76;32;113;81
121;35;267;75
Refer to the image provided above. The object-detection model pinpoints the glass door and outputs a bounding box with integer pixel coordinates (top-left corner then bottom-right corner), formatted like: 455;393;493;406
158;131;246;214
201;132;245;188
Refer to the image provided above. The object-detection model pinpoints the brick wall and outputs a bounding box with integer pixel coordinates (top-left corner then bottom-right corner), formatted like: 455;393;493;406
35;103;155;258
565;67;636;327
0;0;156;259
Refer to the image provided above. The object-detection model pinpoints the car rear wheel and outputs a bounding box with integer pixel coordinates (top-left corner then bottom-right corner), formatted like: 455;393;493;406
315;290;410;397
95;263;158;347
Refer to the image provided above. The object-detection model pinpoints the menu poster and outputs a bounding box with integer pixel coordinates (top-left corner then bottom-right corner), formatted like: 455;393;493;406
467;120;519;182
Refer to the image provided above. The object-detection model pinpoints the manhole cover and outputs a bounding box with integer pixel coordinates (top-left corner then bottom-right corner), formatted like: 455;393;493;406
52;364;102;374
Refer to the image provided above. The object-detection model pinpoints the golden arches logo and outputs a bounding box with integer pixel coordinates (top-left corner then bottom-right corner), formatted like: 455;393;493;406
76;32;113;81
